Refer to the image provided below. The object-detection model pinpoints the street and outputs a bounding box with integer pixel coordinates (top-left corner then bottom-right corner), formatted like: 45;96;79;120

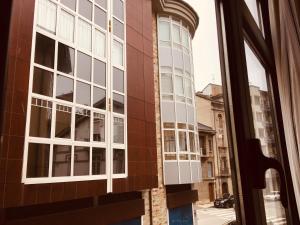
195;201;286;225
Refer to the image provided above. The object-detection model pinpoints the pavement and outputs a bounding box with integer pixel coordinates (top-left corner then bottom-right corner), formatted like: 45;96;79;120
195;201;286;225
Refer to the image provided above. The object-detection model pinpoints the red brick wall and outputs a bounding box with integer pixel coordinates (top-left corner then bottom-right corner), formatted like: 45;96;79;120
0;0;157;208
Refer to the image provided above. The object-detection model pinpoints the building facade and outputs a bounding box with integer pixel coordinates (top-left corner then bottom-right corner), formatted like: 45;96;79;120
194;84;233;203
0;0;201;225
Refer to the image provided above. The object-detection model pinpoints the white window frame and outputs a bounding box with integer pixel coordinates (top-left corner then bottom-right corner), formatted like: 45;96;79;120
22;0;127;189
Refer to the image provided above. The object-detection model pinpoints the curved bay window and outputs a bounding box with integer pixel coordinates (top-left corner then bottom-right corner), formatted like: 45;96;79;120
22;0;127;185
158;16;201;185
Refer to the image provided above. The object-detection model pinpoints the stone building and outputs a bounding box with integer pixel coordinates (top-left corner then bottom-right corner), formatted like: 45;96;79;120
194;84;233;203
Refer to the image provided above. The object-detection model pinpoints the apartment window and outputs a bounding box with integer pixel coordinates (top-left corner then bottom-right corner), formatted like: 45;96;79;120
158;16;200;163
256;112;263;122
208;139;213;153
258;128;265;138
217;114;223;129
207;162;213;178
23;0;127;183
254;95;260;105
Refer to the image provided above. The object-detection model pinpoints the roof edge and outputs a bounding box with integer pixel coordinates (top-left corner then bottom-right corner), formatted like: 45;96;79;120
153;0;199;37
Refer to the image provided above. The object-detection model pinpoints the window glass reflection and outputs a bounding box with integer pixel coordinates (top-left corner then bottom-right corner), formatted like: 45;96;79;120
92;148;106;175
164;130;176;152
75;108;90;142
79;0;92;21
30;100;52;138
55;104;72;138
74;146;90;176
113;93;124;114
189;132;195;152
52;145;71;176
113;149;125;174
113;18;124;40
58;43;75;75
56;75;74;102
77;19;92;51
178;131;187;152
94;59;106;87
76;81;91;106
94;30;106;58
113;0;124;21
113;117;124;144
93;87;106;109
94;6;107;29
27;143;50;178
77;51;91;81
35;33;55;68
113;67;124;93
95;0;107;9
159;21;170;41
32;67;53;97
93;113;105;142
61;0;76;11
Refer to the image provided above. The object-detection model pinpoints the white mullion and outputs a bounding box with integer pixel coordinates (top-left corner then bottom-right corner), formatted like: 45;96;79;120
33;63;55;73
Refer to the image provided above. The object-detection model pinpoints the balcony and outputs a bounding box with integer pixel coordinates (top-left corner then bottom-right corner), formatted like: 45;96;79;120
220;168;230;176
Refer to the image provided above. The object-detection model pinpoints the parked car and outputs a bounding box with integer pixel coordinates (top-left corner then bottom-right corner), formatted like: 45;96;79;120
214;193;235;208
264;191;280;201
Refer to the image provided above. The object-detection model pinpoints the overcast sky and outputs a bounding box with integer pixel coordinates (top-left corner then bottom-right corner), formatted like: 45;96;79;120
184;0;267;92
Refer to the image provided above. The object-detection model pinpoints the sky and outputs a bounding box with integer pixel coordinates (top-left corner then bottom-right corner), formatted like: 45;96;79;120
184;0;222;92
184;0;267;92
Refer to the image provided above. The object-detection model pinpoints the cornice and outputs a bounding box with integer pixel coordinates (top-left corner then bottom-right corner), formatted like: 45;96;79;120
153;0;199;37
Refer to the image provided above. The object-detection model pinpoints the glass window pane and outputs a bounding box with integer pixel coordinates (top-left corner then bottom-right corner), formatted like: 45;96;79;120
113;67;124;93
94;6;107;29
173;24;180;43
56;75;74;102
75;108;90;142
159;47;172;67
35;33;55;68
175;76;184;96
32;67;53;97
113;18;124;40
92;148;106;175
113;40;123;66
185;79;192;98
57;43;75;75
161;74;173;94
77;19;92;51
189;132;195;152
58;10;74;43
178;131;187;152
93;87;106;109
245;41;287;223
78;0;92;21
164;130;176;152
113;93;124;114
74;146;90;176
55;104;72;138
26;143;50;178
93;59;106;86
113;117;124;144
173;49;183;69
182;30;189;49
61;0;76;11
94;30;106;58
93;113;105;142
76;81;91;106
30;100;52;138
113;149;125;174
113;0;124;21
77;51;91;81
159;21;170;41
95;0;107;9
37;0;57;33
52;145;71;177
